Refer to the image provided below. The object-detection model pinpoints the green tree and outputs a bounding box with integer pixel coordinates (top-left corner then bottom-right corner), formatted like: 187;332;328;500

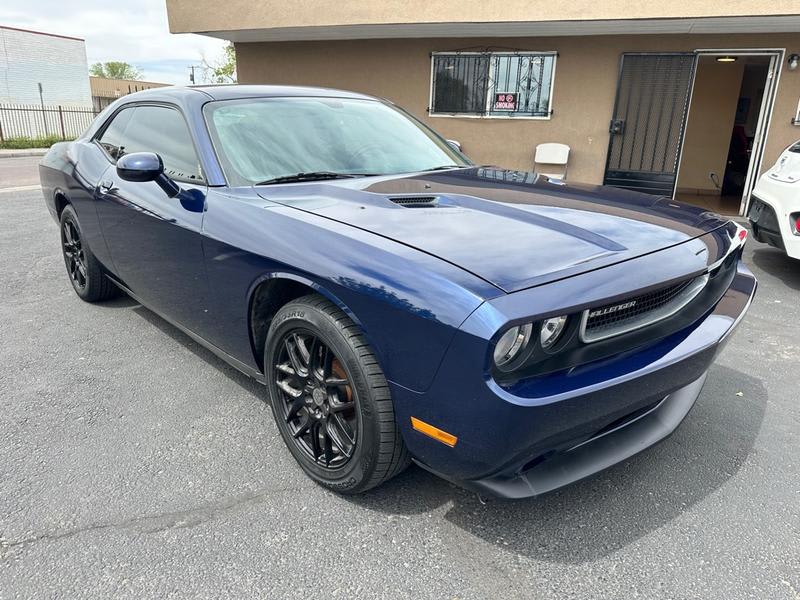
89;62;143;80
202;43;236;84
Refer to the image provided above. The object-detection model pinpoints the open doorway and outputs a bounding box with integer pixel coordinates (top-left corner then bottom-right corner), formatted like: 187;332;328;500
676;53;775;215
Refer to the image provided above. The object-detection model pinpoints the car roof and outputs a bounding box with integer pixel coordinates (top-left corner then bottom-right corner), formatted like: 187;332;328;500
120;84;380;103
82;84;389;187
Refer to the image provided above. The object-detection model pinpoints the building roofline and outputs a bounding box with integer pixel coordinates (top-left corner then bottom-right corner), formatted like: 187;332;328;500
193;15;800;43
0;24;84;42
89;76;170;87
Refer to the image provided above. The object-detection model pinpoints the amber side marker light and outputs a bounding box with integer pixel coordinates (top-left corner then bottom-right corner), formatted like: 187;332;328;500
410;417;458;447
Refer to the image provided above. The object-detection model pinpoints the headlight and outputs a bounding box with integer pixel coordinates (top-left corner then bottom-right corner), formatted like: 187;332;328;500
540;316;568;349
493;323;533;369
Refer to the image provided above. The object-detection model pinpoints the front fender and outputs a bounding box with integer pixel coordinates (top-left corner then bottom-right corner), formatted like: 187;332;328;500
201;189;499;391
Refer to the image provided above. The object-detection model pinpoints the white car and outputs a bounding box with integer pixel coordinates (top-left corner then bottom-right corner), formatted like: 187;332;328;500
749;140;800;260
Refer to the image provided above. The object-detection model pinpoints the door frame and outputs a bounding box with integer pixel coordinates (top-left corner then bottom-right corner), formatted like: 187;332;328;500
681;48;785;215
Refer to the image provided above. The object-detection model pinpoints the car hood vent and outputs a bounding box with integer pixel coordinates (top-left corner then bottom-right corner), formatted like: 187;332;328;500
388;195;439;208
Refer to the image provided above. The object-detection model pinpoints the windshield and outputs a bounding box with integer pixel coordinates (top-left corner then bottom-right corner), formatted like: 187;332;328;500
204;97;470;186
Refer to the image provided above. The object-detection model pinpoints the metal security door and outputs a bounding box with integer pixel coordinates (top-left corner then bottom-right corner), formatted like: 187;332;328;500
603;53;697;196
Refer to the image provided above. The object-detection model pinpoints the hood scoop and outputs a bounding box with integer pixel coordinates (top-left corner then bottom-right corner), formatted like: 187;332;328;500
388;195;439;208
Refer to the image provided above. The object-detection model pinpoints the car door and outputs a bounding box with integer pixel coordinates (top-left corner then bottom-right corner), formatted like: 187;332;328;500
93;103;212;335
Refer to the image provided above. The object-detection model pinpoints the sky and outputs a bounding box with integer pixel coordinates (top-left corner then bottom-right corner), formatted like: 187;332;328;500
0;0;228;84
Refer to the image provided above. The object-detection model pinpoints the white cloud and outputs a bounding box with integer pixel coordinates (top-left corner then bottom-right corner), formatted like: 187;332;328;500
0;0;227;84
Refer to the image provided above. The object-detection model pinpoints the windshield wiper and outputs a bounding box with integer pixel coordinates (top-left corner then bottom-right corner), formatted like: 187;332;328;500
255;171;360;185
421;165;463;172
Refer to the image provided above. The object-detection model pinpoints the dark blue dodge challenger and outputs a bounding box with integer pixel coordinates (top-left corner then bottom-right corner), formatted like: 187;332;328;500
39;85;756;498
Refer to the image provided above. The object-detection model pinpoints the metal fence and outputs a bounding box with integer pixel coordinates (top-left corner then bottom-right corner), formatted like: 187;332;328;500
0;103;98;141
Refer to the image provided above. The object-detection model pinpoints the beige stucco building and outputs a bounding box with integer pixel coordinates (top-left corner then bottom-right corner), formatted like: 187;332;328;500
90;76;168;113
166;1;800;214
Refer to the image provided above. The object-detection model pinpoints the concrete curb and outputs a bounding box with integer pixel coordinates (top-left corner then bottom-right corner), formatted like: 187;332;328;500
0;149;49;159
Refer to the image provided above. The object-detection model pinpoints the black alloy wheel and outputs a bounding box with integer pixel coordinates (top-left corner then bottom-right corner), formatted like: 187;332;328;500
274;329;357;469
265;294;410;493
61;219;87;291
58;204;120;302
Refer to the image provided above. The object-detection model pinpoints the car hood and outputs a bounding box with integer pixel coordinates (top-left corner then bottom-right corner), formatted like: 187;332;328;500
257;168;729;293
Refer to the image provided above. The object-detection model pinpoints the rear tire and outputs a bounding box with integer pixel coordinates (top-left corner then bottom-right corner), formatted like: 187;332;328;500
59;204;119;302
265;294;410;494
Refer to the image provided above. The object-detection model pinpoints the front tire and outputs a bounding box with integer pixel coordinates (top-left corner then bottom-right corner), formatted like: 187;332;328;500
59;204;119;302
265;294;409;494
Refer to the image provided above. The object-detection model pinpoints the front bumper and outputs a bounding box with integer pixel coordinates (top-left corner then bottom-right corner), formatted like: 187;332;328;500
749;197;786;251
748;188;800;260
462;373;707;498
390;259;756;499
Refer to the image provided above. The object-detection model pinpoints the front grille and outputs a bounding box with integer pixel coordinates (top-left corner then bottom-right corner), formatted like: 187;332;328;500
581;274;708;343
586;279;693;331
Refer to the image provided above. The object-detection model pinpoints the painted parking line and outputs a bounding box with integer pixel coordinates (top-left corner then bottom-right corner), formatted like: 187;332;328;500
0;185;42;194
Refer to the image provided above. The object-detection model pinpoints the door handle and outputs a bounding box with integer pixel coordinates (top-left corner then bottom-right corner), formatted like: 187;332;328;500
99;179;113;192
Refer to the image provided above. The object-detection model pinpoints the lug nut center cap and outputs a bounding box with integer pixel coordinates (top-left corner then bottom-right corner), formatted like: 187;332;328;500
312;387;326;407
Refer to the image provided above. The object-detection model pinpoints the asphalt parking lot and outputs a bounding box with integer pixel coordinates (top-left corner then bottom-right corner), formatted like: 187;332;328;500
1;155;798;599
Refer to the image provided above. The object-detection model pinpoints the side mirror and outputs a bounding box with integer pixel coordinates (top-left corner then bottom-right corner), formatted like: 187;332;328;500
116;152;180;198
446;139;462;153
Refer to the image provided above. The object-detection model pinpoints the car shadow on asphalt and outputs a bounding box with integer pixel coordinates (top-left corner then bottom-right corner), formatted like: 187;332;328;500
128;304;266;398
345;364;766;564
93;294;139;309
750;247;800;290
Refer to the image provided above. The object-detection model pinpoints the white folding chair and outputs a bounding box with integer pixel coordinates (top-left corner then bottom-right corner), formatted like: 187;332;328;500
534;143;570;180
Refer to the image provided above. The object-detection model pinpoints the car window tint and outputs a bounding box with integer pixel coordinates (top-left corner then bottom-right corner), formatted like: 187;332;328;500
122;106;204;183
96;107;134;161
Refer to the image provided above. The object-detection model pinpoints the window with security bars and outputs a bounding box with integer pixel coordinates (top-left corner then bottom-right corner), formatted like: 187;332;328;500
430;52;556;118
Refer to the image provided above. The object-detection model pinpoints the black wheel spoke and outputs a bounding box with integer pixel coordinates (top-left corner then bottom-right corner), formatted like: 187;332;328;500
284;335;308;378
275;362;295;376
294;333;311;366
309;421;323;460
313;344;332;383
327;413;355;458
285;398;306;423
293;414;312;439
274;329;358;470
322;422;335;465
328;396;355;413
278;380;303;399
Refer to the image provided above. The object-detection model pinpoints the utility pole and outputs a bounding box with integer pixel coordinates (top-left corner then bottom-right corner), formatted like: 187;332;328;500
189;65;202;84
37;82;48;136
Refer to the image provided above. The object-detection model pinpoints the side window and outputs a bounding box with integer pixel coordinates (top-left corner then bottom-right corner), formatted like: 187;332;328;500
96;107;134;161
122;106;205;183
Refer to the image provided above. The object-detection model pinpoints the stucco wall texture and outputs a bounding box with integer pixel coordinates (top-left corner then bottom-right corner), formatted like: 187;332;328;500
234;33;800;186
